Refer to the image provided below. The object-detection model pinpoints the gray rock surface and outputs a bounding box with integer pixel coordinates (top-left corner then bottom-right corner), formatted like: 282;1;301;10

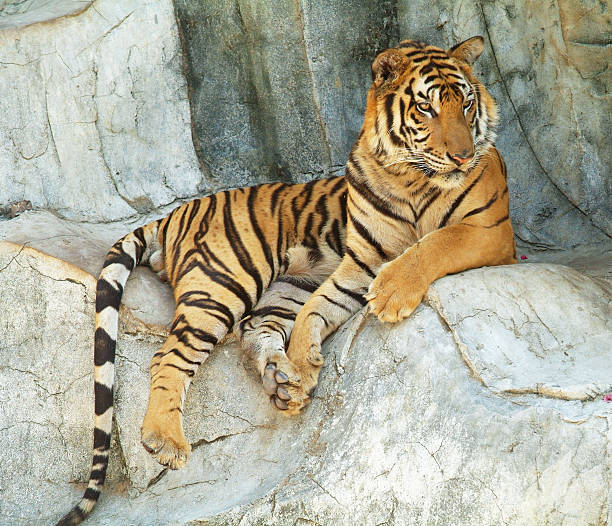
1;242;610;526
0;0;609;246
0;1;91;31
0;0;203;222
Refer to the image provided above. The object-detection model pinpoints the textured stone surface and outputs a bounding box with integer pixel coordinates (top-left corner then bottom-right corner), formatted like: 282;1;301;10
0;1;91;30
0;0;203;222
1;1;608;246
1;241;610;525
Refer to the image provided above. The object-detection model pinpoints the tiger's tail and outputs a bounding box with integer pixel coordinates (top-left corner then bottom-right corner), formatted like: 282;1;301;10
55;220;161;526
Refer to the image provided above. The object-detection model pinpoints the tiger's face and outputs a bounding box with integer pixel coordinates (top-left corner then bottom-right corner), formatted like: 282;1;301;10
366;36;498;187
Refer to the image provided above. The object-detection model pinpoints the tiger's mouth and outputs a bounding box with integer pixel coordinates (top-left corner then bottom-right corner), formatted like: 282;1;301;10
424;167;468;189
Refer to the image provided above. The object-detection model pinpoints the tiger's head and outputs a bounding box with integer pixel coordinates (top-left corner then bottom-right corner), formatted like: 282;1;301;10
364;36;498;188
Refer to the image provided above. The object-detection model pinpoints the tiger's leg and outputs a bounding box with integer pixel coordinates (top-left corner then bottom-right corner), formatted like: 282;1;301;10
140;293;242;469
280;257;377;414
236;278;316;410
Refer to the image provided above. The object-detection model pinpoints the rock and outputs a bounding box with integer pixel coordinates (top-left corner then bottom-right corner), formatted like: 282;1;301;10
0;1;91;31
0;1;608;246
0;0;203;222
1;240;610;525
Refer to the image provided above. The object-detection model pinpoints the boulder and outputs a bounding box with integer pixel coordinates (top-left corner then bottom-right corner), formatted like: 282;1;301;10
0;240;610;525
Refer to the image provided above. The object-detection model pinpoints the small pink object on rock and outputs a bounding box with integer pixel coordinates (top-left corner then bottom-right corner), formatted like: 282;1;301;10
604;393;612;402
520;255;528;260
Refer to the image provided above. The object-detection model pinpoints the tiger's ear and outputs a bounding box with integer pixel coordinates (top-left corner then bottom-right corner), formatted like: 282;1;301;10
372;49;408;88
449;36;484;65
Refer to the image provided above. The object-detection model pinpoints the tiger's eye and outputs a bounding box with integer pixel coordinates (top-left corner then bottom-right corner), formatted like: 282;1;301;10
416;102;431;114
463;99;474;110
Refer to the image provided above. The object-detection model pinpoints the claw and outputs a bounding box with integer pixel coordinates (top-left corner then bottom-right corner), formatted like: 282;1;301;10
275;370;289;384
277;387;291;400
272;395;288;410
262;364;278;395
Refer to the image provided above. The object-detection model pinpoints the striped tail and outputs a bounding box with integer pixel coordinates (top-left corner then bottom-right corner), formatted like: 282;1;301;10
55;221;160;525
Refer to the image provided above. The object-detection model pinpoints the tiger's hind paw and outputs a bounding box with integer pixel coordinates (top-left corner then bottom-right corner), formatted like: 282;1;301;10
141;426;191;470
263;354;322;415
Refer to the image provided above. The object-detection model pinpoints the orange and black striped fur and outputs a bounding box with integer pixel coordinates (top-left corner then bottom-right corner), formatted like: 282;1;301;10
56;36;515;524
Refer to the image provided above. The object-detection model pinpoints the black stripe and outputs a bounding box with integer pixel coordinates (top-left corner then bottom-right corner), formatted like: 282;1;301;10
176;292;235;328
276;275;319;293
89;469;106;483
270;183;287;214
280;296;305;306
321;294;353;312
398;97;407;133
349;213;388;261
413;133;430;143
419;62;436;75
92;454;108;466
102;243;134;271
93;427;110;449
340;190;348;227
345;246;376;278
94;383;113;415
95;279;122;313
200;242;233;275
166;348;203;366
482;214;510;229
169;203;192;277
94;328;115;366
438;169;485;228
276;211;286;272
329;176;346;195
172;318;219;345
248;186;276;282
315;194;329;237
332;279;367;306
179;258;253;313
223;191;263;301
415;188;441;221
165;363;195;377
385;94;404;147
462;191;498;220
83;488;100;501
160;215;171;247
250;305;297;320
346;157;412;224
133;226;146;246
302;211;317;249
307;311;329;328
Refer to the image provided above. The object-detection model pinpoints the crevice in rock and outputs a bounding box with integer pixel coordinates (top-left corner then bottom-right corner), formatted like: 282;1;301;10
478;1;610;242
424;289;486;386
293;0;332;168
306;473;345;510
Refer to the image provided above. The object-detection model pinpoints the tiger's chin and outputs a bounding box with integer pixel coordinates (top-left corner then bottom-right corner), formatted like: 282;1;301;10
427;168;468;189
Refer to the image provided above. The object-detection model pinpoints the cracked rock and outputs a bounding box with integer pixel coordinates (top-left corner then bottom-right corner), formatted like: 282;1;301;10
1;240;611;525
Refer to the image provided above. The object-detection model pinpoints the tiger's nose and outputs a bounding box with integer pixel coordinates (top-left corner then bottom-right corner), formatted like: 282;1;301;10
448;151;474;165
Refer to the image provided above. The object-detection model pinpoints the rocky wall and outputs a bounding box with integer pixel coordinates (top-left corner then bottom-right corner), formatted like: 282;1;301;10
0;0;609;247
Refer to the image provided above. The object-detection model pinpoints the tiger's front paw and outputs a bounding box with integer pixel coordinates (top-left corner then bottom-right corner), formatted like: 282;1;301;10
141;414;191;470
263;349;323;415
365;262;427;323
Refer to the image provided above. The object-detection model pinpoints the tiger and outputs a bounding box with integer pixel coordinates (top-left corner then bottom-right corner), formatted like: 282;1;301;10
56;35;516;525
